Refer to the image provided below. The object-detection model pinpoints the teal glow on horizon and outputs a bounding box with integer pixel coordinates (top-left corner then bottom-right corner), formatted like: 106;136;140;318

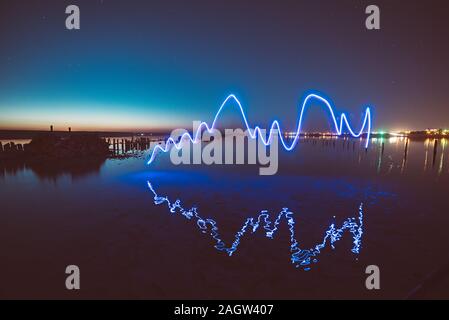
0;99;195;131
0;1;448;132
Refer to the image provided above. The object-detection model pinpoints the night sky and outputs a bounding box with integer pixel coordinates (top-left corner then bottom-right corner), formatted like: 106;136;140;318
0;0;448;132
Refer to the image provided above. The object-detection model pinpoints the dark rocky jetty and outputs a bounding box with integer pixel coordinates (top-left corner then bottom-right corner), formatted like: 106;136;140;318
1;134;110;160
25;134;110;158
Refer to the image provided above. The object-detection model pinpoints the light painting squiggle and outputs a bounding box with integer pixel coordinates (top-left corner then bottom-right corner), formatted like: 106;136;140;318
147;181;364;270
147;93;372;164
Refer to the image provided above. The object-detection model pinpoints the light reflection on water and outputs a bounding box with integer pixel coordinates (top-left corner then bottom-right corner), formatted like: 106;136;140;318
1;136;448;178
147;180;364;271
368;137;448;176
1;137;449;298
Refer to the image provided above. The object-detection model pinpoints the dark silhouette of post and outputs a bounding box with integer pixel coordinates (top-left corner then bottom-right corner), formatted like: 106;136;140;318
403;139;409;162
432;139;438;168
68;127;71;133
400;138;409;173
50;125;53;132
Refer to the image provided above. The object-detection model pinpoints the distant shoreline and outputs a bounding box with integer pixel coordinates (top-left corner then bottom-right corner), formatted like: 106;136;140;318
1;129;448;141
0;129;170;140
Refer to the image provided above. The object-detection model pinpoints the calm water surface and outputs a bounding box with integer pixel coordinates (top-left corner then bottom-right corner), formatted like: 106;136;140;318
0;137;448;299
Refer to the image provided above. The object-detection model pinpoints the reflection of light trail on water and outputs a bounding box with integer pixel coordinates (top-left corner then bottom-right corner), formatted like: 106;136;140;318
147;93;372;164
147;181;364;271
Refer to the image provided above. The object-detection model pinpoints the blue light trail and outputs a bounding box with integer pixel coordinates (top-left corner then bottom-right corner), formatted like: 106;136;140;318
147;93;372;164
147;181;364;270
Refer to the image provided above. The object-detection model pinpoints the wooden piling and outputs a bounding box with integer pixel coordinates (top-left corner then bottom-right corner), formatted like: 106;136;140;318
403;139;409;163
432;139;438;167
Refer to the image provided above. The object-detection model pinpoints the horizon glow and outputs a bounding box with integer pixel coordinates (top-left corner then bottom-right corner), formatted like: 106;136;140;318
0;101;193;132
